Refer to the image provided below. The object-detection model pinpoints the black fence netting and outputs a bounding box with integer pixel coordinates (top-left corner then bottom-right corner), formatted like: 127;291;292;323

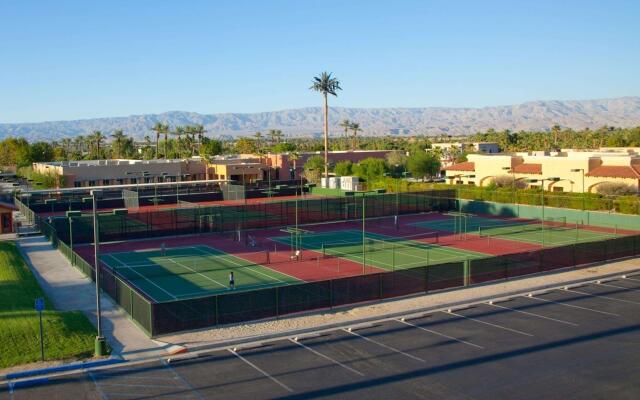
32;194;640;337
45;189;457;245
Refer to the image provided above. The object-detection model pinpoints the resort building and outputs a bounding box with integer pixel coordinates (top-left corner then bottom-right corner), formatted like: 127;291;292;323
32;158;207;188
442;148;640;193
432;142;500;167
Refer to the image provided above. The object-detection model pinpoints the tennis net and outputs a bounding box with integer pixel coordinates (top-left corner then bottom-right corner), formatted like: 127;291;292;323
321;232;439;258
177;199;201;208
478;217;569;237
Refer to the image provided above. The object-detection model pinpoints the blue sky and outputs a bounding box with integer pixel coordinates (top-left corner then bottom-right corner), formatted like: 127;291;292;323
1;0;638;123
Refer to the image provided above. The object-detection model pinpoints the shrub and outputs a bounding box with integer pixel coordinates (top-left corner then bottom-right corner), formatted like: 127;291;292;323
596;182;637;196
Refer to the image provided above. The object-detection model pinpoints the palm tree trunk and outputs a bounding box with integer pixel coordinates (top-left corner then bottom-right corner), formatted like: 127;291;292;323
164;133;168;158
155;133;159;159
352;131;356;151
323;93;329;181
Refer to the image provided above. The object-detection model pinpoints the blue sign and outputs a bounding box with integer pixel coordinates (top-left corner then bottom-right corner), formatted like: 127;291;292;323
34;298;45;312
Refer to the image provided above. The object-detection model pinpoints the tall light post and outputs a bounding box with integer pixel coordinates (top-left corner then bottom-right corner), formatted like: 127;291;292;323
384;168;410;229
526;177;560;248
502;166;516;203
348;190;376;274
570;168;585;210
91;189;106;356
67;210;81;266
290;166;300;251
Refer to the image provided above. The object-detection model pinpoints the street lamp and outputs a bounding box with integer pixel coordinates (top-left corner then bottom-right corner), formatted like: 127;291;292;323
570;168;586;210
347;190;377;274
502;166;516;203
90;189;106;356
66;210;81;266
526;177;560;248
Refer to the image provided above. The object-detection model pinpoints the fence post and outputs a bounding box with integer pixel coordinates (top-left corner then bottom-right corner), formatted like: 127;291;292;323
464;259;470;286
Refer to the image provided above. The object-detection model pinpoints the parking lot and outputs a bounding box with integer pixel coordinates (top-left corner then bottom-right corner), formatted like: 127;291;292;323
3;276;640;399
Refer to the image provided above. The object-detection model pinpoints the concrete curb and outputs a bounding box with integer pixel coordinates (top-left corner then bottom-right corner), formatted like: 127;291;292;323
4;357;126;381
7;377;50;392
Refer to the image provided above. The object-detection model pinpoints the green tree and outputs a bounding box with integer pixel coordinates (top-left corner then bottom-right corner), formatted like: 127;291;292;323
303;155;326;184
350;122;362;150
28;142;55;163
385;151;408;171
407;150;441;181
88;130;106;159
334;160;353;176
110;129;127;159
235;137;257;154
310;71;342;180
353;157;387;182
339;119;351;138
200;138;223;157
272;142;296;153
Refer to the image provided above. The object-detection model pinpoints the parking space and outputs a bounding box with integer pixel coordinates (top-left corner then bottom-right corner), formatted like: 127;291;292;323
2;277;639;399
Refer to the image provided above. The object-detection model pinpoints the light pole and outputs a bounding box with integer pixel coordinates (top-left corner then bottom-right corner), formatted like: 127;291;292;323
67;210;81;266
526;177;560;248
570;168;585;210
91;189;106;356
290;166;300;251
349;190;376;275
502;166;516;203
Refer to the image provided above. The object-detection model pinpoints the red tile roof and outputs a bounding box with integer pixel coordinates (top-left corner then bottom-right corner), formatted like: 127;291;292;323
586;165;640;179
512;163;542;174
443;162;475;172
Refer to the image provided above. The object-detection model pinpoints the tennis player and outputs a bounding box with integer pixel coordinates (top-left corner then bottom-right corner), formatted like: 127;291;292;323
160;242;166;256
229;271;235;289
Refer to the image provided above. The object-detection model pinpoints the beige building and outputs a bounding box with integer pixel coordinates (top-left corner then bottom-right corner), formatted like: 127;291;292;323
432;142;500;167
33;158;207;188
443;148;640;193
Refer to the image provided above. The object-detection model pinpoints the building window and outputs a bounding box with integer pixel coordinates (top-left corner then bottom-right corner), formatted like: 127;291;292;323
74;181;82;188
88;180;96;186
467;181;475;186
455;180;463;185
553;186;563;192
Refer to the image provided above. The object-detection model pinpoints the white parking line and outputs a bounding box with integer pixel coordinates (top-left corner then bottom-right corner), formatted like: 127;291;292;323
444;311;534;337
486;303;579;326
624;276;640;283
342;328;426;362
563;288;640;306
228;349;293;393
523;295;620;316
395;319;484;349
289;339;365;376
597;282;640;292
87;371;109;400
162;358;205;400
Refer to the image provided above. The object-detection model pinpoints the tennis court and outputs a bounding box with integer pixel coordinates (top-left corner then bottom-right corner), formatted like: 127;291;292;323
271;229;486;271
411;215;621;246
100;245;301;302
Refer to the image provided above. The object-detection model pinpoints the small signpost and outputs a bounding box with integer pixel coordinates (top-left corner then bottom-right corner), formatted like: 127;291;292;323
34;297;45;361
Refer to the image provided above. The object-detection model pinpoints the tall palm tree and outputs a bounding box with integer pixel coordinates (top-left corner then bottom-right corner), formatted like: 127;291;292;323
350;122;361;151
254;131;263;151
310;71;342;180
289;151;300;180
89;130;105;159
194;124;206;152
340;119;351;139
60;138;72;160
150;122;169;159
73;135;85;154
110;129;127;159
267;129;277;146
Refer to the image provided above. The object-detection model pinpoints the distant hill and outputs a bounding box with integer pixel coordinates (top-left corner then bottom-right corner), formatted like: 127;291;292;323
1;96;639;141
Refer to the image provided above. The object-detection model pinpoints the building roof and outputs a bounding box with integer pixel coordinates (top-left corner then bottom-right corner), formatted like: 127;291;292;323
586;165;640;179
512;163;542;174
443;162;475;172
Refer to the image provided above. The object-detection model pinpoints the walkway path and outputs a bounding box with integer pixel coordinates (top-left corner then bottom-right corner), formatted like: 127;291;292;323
16;235;165;360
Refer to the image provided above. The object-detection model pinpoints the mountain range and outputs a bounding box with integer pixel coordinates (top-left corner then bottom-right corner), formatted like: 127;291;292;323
1;97;639;141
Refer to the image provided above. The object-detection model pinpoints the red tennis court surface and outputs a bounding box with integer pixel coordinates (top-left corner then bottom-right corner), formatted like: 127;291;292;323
74;212;580;285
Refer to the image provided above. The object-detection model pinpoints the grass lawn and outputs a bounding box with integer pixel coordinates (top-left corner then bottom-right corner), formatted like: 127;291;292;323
0;241;96;369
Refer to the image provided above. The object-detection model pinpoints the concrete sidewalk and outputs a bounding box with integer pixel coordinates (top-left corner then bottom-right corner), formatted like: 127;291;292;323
16;236;165;360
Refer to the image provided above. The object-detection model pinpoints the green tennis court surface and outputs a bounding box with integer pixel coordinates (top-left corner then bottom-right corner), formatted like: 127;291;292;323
100;245;300;302
272;229;486;271
411;216;621;246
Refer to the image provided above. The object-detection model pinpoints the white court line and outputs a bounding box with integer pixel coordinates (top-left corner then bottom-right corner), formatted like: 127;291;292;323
486;303;578;326
228;349;293;393
342;329;426;362
162;358;205;400
97;383;178;388
444;311;534;337
522;295;620;316
395;319;484;349
107;254;178;300
192;245;294;285
167;258;228;289
624;276;640;283
289;339;365;376
563;288;640;306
